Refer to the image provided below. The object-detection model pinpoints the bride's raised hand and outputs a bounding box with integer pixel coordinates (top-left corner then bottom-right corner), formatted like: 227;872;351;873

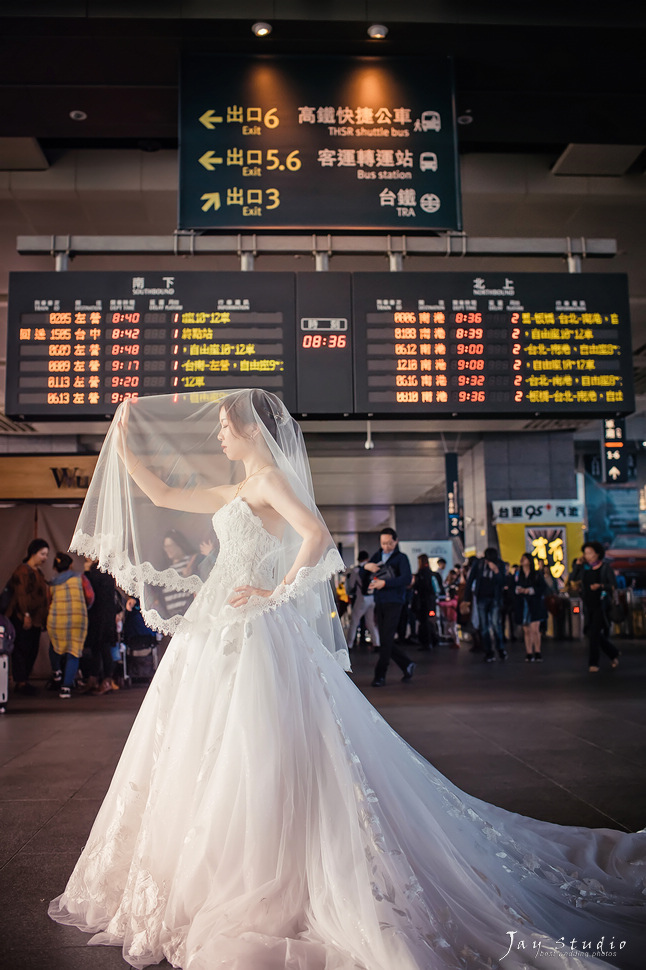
229;584;272;608
115;400;131;462
117;400;130;437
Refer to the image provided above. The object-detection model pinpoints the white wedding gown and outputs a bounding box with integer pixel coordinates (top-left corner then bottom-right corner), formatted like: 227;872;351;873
50;497;646;970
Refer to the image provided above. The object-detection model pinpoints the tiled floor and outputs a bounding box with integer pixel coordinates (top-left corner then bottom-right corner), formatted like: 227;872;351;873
1;635;644;969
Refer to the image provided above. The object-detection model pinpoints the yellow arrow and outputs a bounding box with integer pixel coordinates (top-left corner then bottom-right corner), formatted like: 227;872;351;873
201;192;221;212
199;109;222;129
199;150;222;171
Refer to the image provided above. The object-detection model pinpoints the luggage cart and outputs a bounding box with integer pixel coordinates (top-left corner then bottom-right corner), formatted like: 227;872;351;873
114;640;131;689
0;654;8;712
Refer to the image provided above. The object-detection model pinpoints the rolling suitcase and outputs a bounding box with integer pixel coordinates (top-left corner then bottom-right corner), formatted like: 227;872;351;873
0;617;15;713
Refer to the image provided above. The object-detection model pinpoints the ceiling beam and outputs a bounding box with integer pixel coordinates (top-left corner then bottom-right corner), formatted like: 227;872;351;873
16;234;617;260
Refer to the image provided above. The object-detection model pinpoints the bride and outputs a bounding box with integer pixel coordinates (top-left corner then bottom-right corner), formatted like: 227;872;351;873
50;389;645;970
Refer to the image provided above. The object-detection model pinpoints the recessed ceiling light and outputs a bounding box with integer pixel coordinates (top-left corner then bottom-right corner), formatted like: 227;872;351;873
69;110;87;121
367;24;388;39
457;114;473;125
252;22;272;37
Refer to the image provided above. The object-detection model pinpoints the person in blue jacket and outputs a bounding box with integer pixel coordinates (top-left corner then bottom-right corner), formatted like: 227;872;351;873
364;528;416;687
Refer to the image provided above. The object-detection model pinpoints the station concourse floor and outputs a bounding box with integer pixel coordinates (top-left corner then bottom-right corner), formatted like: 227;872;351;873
1;635;645;970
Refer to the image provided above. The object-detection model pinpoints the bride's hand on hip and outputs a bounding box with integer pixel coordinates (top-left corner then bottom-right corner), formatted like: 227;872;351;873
229;585;272;607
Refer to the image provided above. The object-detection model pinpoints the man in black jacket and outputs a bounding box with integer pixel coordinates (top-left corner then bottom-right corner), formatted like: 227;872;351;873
364;528;415;686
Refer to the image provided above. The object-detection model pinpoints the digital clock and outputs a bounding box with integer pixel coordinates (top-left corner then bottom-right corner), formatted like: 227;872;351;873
295;274;354;413
301;334;347;349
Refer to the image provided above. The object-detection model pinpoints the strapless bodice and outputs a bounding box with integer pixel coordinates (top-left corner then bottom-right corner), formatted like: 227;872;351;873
208;496;281;590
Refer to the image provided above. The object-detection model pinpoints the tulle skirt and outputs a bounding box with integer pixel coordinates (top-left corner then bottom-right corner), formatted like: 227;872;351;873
50;583;646;969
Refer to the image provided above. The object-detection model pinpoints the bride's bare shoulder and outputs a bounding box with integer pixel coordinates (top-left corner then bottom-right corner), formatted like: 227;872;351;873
244;467;291;509
264;466;289;485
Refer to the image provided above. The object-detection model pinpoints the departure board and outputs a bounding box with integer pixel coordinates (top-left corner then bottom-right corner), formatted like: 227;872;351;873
5;271;633;420
352;272;633;415
6;272;296;417
180;55;460;231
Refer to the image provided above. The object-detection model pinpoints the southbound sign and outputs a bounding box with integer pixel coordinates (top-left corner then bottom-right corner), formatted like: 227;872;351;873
179;54;461;231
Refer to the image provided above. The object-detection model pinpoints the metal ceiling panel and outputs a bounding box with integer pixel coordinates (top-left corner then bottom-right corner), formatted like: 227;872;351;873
552;144;645;177
0;137;48;171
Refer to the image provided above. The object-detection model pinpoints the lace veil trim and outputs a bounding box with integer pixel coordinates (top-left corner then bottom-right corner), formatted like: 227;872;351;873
71;530;204;602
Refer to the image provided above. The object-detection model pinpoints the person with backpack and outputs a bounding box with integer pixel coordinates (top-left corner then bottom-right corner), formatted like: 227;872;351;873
344;551;380;651
464;547;507;663
47;553;95;699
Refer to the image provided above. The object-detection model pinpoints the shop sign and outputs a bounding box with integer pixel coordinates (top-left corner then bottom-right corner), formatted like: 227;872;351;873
525;526;566;580
491;500;583;524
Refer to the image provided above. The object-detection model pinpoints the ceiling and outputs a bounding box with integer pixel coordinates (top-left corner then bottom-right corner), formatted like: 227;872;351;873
0;6;645;151
0;4;645;534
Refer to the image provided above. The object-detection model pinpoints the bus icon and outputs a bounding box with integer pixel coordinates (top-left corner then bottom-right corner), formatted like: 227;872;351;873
420;152;438;172
421;110;441;132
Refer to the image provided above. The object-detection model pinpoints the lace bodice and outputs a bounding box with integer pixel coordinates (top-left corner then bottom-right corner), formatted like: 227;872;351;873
208;496;281;591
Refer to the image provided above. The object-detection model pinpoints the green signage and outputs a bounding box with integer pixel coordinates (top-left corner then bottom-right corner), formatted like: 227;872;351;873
179;54;461;231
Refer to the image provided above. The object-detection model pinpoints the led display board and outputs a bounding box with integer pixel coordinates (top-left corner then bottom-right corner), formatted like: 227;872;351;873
179;55;461;231
352;272;633;416
6;272;297;417
5;271;633;420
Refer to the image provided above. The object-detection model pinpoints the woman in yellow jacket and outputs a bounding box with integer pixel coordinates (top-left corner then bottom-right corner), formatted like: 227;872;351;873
47;553;94;699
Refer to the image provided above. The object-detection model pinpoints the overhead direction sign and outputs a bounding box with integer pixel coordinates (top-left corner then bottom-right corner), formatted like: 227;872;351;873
445;453;464;542
603;417;629;483
179;54;461;231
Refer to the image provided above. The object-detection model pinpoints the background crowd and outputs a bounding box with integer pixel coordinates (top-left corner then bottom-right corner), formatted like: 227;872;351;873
338;532;627;685
0;526;629;712
0;530;198;711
